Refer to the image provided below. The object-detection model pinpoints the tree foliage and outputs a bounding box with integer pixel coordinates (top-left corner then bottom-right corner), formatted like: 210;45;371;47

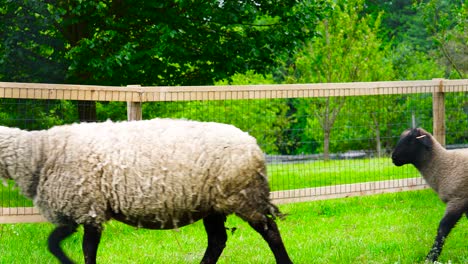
366;0;466;79
0;0;466;155
1;0;325;121
1;0;325;86
418;0;467;78
281;0;396;158
0;1;66;83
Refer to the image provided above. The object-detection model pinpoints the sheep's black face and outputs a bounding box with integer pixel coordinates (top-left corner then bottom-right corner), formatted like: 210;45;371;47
392;128;433;167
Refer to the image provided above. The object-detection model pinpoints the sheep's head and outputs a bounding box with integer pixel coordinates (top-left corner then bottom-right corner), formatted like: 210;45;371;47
392;128;433;167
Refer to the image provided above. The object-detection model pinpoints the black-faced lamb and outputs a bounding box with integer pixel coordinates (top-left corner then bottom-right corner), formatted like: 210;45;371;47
0;118;292;264
392;127;468;262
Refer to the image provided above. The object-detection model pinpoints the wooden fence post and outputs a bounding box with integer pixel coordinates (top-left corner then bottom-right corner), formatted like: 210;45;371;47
127;85;142;121
432;78;445;146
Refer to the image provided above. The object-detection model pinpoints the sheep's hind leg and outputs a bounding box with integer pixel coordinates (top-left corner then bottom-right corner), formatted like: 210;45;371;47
249;217;292;264
82;224;102;264
200;213;227;264
48;224;78;264
426;205;465;262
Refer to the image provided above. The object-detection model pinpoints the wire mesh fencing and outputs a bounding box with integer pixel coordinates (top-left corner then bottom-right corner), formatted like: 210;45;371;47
0;80;466;222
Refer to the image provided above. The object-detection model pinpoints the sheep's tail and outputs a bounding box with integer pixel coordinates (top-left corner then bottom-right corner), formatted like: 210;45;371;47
259;172;287;220
266;201;287;220
235;170;287;222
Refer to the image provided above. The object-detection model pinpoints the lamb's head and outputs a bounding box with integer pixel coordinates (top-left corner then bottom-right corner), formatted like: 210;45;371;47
392;128;433;167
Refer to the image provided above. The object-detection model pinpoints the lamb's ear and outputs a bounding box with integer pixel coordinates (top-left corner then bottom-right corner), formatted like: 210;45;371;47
415;132;433;149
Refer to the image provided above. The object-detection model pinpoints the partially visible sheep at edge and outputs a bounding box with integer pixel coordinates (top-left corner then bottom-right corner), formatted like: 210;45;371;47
0;118;292;264
392;127;468;262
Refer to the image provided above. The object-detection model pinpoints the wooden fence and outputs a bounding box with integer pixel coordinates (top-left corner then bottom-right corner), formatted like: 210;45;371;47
0;79;466;223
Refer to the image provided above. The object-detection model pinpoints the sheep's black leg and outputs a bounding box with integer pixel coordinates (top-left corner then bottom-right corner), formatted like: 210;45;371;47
426;209;463;262
48;224;77;264
82;224;102;264
200;213;227;264
249;218;292;264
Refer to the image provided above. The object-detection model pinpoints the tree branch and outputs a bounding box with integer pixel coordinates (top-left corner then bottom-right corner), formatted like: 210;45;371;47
439;40;465;79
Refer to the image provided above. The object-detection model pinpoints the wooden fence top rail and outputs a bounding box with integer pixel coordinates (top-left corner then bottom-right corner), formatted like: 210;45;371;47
0;79;466;102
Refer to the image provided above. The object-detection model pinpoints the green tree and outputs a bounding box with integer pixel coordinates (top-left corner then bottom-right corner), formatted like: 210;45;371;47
1;0;326;122
284;0;394;158
142;71;286;153
0;1;67;83
391;43;445;80
365;0;466;79
419;0;467;78
365;0;433;51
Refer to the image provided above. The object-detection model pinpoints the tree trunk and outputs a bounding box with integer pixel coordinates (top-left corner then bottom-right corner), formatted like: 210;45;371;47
323;128;331;161
375;125;381;158
371;111;382;158
316;97;345;161
58;7;97;122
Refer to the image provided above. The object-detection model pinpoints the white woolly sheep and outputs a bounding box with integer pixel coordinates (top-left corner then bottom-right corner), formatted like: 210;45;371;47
392;127;468;262
0;118;292;264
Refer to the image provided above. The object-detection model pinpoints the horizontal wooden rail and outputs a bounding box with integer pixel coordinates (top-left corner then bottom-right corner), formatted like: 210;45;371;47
0;207;45;223
0;79;466;102
271;177;428;204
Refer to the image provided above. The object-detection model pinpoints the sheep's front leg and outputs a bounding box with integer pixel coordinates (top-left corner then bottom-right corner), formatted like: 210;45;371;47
200;214;227;264
48;224;77;264
426;205;464;262
83;224;102;264
249;218;292;264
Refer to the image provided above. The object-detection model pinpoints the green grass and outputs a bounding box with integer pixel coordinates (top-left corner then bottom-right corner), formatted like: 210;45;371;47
0;157;420;206
0;181;33;207
2;190;467;263
268;157;419;191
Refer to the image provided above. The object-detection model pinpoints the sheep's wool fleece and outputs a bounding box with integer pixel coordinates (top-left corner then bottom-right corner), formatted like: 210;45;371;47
419;143;468;203
1;119;274;228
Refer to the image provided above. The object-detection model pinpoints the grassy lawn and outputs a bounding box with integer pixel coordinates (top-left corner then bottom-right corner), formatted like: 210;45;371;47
1;157;420;206
2;190;467;263
268;157;419;191
0;181;33;207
